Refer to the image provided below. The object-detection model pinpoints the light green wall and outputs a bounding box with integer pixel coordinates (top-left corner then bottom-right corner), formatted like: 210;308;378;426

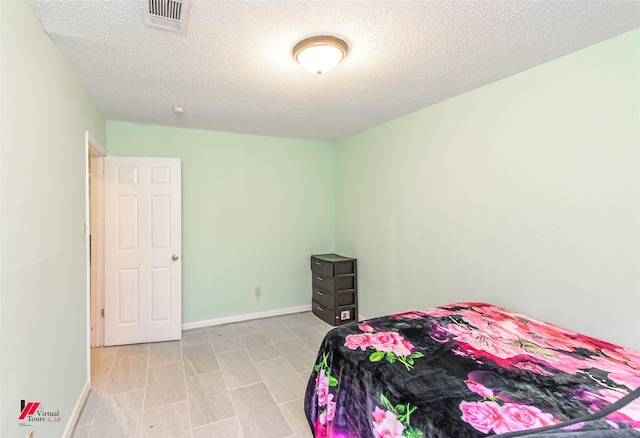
335;28;640;350
0;2;105;436
107;122;334;323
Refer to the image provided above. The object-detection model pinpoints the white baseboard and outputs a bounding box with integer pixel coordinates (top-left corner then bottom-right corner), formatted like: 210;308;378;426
63;380;91;438
182;304;313;331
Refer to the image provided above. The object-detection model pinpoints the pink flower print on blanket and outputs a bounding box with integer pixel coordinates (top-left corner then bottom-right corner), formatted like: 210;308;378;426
464;379;494;399
313;353;339;432
460;401;504;434
319;398;337;425
358;323;375;332
444;315;592;375
497;403;558;433
588;389;640;428
460;400;557;434
344;333;373;351
586;347;640;390
345;326;424;371
316;368;332;407
373;394;423;438
462;371;558;434
372;407;405;438
369;332;413;356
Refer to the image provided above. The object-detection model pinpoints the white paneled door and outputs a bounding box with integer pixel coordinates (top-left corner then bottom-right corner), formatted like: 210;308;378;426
103;157;182;346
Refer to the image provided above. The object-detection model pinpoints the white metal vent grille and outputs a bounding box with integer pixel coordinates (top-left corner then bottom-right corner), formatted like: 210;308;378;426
144;0;191;33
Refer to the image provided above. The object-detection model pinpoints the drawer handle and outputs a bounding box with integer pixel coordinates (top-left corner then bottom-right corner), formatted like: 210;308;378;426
316;291;324;296
316;276;324;281
315;261;322;266
316;305;324;311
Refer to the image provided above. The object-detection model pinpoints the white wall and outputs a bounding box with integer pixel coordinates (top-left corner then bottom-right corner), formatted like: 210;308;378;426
335;29;640;350
0;2;105;436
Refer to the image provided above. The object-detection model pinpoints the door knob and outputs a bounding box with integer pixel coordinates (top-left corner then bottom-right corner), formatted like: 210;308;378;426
172;254;179;261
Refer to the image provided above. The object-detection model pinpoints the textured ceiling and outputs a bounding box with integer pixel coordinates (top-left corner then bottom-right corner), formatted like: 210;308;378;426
28;0;640;141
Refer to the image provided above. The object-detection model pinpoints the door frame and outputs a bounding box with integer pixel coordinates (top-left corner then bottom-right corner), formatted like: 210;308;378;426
85;131;106;370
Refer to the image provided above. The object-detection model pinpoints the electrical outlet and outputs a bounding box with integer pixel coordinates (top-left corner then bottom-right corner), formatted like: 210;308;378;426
254;285;261;297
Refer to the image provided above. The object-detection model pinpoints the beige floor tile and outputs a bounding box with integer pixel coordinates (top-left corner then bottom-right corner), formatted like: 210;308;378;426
89;389;144;438
91;377;108;396
231;320;262;337
77;389;101;427
116;343;149;359
148;341;181;368
104;355;148;395
144;362;187;410
292;312;331;328
298;370;312;385
183;343;220;377
192;417;243;438
217;349;262;389
186;371;236;427
256;317;298;342
91;347;117;381
208;324;244;354
239;333;282;362
85;314;328;438
73;424;92;438
255;357;307;404
181;328;210;347
276;312;315;327
279;398;314;438
230;383;292;438
141;401;191;438
292;325;329;352
274;338;318;372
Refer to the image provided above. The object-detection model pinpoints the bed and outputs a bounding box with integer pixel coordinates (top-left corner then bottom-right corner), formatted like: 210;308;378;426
304;302;640;437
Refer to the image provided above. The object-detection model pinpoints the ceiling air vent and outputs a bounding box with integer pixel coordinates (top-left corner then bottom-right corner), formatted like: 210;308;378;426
144;0;191;33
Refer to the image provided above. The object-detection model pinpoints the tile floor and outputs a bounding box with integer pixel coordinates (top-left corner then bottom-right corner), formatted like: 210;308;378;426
73;311;334;438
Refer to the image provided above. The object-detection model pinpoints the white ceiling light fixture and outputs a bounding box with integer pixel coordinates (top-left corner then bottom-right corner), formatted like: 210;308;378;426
293;36;349;75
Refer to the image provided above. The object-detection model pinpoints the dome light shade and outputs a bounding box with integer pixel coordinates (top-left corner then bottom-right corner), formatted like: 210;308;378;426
293;36;348;75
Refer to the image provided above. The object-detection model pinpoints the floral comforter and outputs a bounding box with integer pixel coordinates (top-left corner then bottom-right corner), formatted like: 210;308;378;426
304;302;640;437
